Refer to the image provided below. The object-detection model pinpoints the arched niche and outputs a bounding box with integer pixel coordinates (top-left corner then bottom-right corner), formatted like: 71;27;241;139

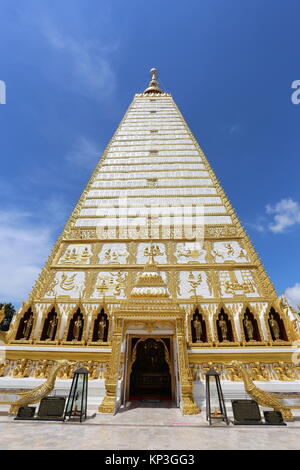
267;307;288;342
242;307;261;342
91;309;109;343
191;308;208;343
40;307;59;342
15;307;34;341
216;308;235;343
66;308;84;342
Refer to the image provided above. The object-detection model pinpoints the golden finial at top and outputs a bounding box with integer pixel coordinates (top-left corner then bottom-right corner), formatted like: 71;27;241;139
150;68;158;82
143;67;164;94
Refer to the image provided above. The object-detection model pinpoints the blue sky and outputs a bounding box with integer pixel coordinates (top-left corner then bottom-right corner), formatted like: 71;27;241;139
0;0;299;307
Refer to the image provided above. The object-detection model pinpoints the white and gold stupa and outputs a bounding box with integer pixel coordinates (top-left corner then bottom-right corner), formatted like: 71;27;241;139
1;68;300;415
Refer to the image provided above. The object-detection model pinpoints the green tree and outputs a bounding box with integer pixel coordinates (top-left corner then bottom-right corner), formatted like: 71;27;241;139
0;303;16;331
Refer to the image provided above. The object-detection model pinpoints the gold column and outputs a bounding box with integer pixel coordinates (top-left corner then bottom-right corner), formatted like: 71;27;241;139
176;318;200;415
98;317;123;413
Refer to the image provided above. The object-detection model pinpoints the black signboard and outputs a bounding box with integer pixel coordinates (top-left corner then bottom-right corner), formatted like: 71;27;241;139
264;411;286;425
232;399;262;425
15;406;36;420
37;396;66;420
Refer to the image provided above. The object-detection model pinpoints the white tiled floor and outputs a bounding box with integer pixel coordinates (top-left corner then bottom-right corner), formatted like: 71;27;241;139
0;403;300;450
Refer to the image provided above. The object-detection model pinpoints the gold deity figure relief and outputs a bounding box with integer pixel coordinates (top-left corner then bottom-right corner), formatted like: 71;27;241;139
274;362;296;381
136;243;167;264
12;359;31;378
250;362;269;381
175;242;207;264
92;271;127;299
178;271;213;299
58;244;92;265
216;311;232;343
218;270;258;298
212;241;248;263
98;243;129;265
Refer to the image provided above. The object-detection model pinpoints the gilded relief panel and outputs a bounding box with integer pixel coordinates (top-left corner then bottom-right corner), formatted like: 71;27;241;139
136;243;167;264
91;271;128;299
177;271;213;299
98;243;129;265
211;241;248;263
44;271;86;299
174;242;207;264
218;270;260;298
57;244;93;265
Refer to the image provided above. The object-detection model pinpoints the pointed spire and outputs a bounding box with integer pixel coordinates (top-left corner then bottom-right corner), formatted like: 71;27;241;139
143;67;164;94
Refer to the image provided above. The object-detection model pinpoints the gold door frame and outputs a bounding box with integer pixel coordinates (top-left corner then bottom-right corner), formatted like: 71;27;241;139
124;334;176;404
99;312;200;415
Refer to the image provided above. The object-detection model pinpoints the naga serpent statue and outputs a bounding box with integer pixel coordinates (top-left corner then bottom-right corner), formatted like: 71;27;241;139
0;360;75;415
230;360;294;421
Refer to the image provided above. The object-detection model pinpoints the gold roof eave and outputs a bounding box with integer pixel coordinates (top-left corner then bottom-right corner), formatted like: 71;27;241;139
143;85;164;95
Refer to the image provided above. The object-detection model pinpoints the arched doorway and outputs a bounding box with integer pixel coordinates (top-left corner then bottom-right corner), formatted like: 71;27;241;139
129;337;172;401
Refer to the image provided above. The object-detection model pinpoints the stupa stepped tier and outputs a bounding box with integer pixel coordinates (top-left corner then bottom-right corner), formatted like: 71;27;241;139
1;68;300;415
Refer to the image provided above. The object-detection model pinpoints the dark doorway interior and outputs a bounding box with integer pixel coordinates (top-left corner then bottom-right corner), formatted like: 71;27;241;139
129;338;172;401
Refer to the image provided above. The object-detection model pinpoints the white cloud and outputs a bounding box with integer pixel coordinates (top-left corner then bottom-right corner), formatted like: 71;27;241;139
0;210;53;304
266;198;300;233
43;195;70;225
41;22;117;100
66;137;101;168
285;283;300;309
247;217;266;233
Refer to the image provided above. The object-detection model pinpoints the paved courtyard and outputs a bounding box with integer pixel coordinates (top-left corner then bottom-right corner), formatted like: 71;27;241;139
0;403;300;450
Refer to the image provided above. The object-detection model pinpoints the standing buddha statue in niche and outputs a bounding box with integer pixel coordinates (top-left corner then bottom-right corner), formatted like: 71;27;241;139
46;314;58;341
98;315;107;342
73;316;83;341
218;315;229;342
243;314;254;341
22;315;33;340
193;315;202;342
269;314;280;341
